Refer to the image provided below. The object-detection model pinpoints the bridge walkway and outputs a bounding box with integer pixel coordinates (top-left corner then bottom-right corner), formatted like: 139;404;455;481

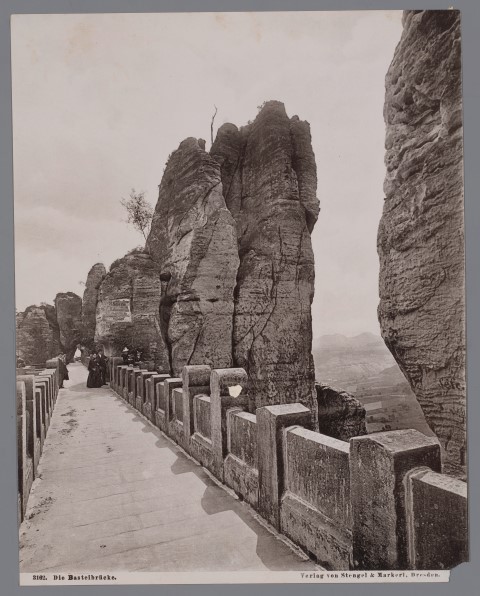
19;362;316;574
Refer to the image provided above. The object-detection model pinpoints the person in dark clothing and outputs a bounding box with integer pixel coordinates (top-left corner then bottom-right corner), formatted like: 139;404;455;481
97;349;108;386
58;354;69;388
122;347;129;364
127;350;136;366
86;352;103;388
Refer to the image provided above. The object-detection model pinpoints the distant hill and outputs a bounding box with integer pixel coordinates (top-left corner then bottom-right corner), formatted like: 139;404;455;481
313;332;396;386
314;331;382;351
313;333;434;437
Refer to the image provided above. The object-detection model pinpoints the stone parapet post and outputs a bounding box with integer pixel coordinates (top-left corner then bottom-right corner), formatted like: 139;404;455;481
131;369;147;408
41;369;58;404
169;388;186;447
17;381;26;521
36;375;52;413
45;357;60;391
123;367;132;400
280;427;353;569
223;408;258;507
118;362;128;392
147;374;170;412
17;381;33;522
35;380;50;429
404;467;468;569
125;367;137;403
182;365;211;443
350;429;441;570
118;366;130;398
137;371;155;414
110;357;123;390
256;403;312;529
161;378;182;433
17;375;37;471
172;389;184;422
44;371;56;408
145;374;169;423
35;387;45;446
210;368;249;481
138;371;155;399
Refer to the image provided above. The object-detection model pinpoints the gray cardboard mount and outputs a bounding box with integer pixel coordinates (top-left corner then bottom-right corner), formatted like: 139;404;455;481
0;0;478;595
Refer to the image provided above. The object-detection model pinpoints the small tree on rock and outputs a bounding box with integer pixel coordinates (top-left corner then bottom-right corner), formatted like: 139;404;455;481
121;189;154;242
210;105;218;146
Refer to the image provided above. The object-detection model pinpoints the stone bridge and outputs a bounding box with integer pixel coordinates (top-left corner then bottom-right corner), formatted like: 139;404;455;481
17;358;468;573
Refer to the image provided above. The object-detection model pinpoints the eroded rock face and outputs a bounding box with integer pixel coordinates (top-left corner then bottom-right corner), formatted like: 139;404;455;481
95;251;170;370
54;292;82;362
146;138;239;376
16;305;62;366
378;11;465;477
81;263;106;349
211;101;320;416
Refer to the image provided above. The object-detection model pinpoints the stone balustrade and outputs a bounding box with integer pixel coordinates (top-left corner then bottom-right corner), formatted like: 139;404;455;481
108;359;468;570
16;357;62;524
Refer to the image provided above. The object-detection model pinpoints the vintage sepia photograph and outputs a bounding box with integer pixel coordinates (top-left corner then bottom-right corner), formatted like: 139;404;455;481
12;9;467;585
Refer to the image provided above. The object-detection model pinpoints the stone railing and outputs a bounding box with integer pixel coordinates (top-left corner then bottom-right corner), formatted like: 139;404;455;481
109;359;468;571
16;357;62;524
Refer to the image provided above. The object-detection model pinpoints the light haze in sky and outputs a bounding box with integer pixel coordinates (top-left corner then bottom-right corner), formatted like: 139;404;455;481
11;10;403;338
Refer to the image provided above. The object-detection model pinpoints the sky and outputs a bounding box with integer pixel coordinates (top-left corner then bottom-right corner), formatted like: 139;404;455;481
11;10;403;338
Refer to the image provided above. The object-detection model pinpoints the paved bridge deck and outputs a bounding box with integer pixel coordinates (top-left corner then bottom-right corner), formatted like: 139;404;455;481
19;362;317;574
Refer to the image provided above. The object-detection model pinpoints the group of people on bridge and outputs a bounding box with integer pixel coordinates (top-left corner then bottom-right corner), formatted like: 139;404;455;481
86;346;144;388
121;347;143;366
86;349;108;388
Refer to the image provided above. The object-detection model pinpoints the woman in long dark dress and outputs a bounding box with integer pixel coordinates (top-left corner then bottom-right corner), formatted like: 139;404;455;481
86;352;103;388
97;348;108;385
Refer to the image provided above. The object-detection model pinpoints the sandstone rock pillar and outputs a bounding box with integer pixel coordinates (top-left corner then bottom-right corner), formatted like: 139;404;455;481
378;10;465;477
211;101;320;419
81;263;106;350
16;305;61;366
94;251;170;370
54;292;82;362
146;138;239;376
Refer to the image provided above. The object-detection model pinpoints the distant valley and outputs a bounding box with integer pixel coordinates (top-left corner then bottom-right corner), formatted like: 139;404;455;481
313;332;434;437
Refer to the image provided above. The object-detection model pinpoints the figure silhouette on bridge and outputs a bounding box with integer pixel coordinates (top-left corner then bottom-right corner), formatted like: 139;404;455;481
86;351;103;388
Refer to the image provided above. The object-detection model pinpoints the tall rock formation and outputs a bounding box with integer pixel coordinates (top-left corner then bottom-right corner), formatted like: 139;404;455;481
81;263;106;349
146;138;239;376
16;304;62;366
96;102;319;416
211;101;320;415
378;11;465;477
95;250;170;371
54;292;82;362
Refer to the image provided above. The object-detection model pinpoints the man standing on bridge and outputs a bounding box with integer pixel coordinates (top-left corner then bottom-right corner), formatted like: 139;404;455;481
97;348;108;386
